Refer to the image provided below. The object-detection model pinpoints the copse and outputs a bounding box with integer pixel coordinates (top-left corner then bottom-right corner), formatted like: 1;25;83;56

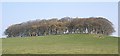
4;17;115;38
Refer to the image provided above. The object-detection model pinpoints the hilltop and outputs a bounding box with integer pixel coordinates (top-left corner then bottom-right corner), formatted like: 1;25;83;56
2;34;118;54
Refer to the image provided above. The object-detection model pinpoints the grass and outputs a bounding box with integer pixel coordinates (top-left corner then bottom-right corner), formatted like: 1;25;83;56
2;34;118;54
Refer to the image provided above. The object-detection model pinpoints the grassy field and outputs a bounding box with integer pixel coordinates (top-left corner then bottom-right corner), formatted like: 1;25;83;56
2;34;118;54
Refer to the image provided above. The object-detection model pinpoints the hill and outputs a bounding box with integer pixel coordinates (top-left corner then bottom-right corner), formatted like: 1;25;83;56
2;34;118;54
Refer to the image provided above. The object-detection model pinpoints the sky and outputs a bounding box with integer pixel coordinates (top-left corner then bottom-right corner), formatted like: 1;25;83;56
1;0;119;2
1;2;118;37
0;3;2;38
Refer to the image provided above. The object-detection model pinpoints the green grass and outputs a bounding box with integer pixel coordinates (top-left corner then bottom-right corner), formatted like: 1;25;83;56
2;34;118;54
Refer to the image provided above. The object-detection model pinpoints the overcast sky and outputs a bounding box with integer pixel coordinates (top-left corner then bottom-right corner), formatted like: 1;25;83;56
1;2;118;37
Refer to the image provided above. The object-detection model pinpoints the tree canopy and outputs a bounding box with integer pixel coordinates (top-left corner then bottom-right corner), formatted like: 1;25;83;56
4;17;115;38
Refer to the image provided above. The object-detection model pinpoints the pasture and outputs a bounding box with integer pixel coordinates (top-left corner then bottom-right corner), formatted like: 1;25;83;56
2;34;118;54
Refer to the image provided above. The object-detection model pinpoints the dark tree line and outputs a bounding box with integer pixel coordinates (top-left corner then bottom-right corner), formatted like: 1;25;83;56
4;17;115;38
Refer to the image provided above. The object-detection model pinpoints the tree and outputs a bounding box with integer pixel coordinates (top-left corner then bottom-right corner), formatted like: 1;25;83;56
4;17;115;38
